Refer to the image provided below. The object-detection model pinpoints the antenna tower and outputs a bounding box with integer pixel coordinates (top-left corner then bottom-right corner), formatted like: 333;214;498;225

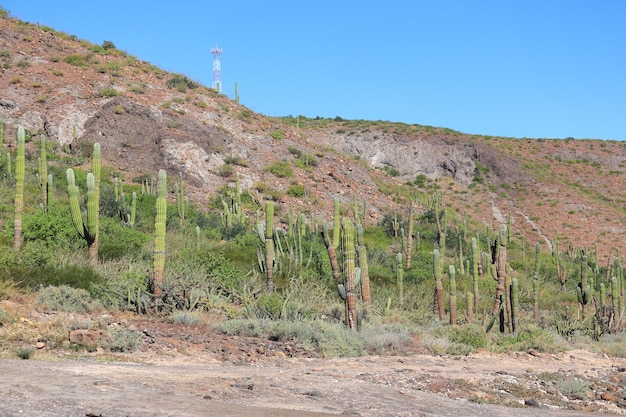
211;46;223;93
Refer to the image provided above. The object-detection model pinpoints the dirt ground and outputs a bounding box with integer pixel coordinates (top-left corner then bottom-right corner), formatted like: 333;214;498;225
2;346;626;417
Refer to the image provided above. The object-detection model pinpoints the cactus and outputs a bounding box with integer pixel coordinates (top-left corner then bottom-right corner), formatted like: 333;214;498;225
433;249;445;320
449;265;457;326
511;277;519;333
13;126;25;250
259;201;275;293
332;196;340;249
129;191;137;226
341;217;358;330
466;291;474;323
322;220;342;291
611;276;621;333
175;172;186;226
356;223;371;309
577;255;591;320
66;169;99;262
471;237;480;316
396;252;404;305
458;235;465;275
153;169;167;297
533;242;540;321
37;134;48;212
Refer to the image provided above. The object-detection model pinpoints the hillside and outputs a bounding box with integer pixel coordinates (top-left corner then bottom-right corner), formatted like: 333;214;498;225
0;12;625;262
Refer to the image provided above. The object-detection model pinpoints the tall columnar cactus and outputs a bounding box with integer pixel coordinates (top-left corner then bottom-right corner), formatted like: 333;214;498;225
405;200;414;269
577;254;591;320
322;220;342;288
264;201;275;293
433;249;445;320
91;143;101;255
356;223;371;309
471;237;480;317
533;242;541;321
37;134;48;212
492;225;508;319
66;169;99;262
153;169;167;297
175;172;186;225
449;265;457;326
13;126;25;250
396;252;404;306
342;217;358;330
129;191;137;226
511;277;519;333
458;235;465;275
332;196;340;249
611;276;621;333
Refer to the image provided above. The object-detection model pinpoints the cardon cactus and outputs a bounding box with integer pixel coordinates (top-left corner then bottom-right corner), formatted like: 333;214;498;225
433;249;445;320
511;277;519;333
256;201;276;293
66;169;98;262
471;237;480;315
13;126;25;250
449;265;457;326
356;223;371;309
37;134;48;212
153;169;167;297
396;252;404;305
341;217;358;330
577;255;591;320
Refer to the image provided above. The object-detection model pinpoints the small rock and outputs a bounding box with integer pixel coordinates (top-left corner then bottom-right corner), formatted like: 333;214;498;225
524;399;539;407
602;392;617;402
302;390;324;398
35;341;45;349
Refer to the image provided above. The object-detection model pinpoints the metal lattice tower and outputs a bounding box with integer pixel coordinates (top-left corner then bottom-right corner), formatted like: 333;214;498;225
211;46;223;93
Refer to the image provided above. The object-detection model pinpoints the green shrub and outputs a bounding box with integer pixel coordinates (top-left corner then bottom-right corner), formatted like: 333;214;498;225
35;285;102;313
286;183;305;197
265;160;293;178
270;130;285;140
172;311;201;326
166;74;198;92
15;347;35;359
97;87;122;97
105;329;141;352
98;217;149;260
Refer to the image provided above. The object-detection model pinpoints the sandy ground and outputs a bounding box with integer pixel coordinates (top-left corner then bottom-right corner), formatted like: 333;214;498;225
2;348;625;417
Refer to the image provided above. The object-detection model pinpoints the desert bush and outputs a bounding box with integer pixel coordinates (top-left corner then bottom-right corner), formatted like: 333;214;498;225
104;329;141;352
166;74;198;92
265;160;293;178
15;346;35;359
286;183;305;197
92;258;151;312
35;285;102;313
172;311;201;326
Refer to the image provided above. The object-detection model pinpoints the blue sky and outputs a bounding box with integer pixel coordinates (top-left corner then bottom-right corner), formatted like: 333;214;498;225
2;1;625;140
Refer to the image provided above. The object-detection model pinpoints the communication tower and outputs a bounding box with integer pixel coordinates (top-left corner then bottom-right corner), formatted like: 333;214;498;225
211;46;223;93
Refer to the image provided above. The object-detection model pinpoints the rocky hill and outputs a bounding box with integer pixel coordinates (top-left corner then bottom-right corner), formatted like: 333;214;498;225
1;13;625;263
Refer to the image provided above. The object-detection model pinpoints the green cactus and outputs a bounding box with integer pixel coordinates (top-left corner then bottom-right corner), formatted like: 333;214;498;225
356;223;371;309
322;220;342;289
342;217;357;330
433;249;445;320
333;196;340;249
175;172;186;225
471;237;480;316
260;201;275;293
153;169;167;297
13;126;25;250
37;134;48;212
66;169;99;262
611;276;621;333
449;265;457;326
396;252;404;305
577;255;591;320
511;277;519;333
129;191;137;226
466;291;474;323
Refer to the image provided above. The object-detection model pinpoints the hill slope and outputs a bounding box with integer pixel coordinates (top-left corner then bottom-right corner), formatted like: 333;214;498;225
1;13;625;263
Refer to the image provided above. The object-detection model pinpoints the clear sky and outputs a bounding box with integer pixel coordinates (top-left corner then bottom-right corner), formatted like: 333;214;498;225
2;1;625;140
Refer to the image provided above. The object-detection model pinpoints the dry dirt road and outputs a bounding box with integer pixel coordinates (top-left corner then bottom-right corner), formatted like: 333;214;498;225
2;348;624;417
